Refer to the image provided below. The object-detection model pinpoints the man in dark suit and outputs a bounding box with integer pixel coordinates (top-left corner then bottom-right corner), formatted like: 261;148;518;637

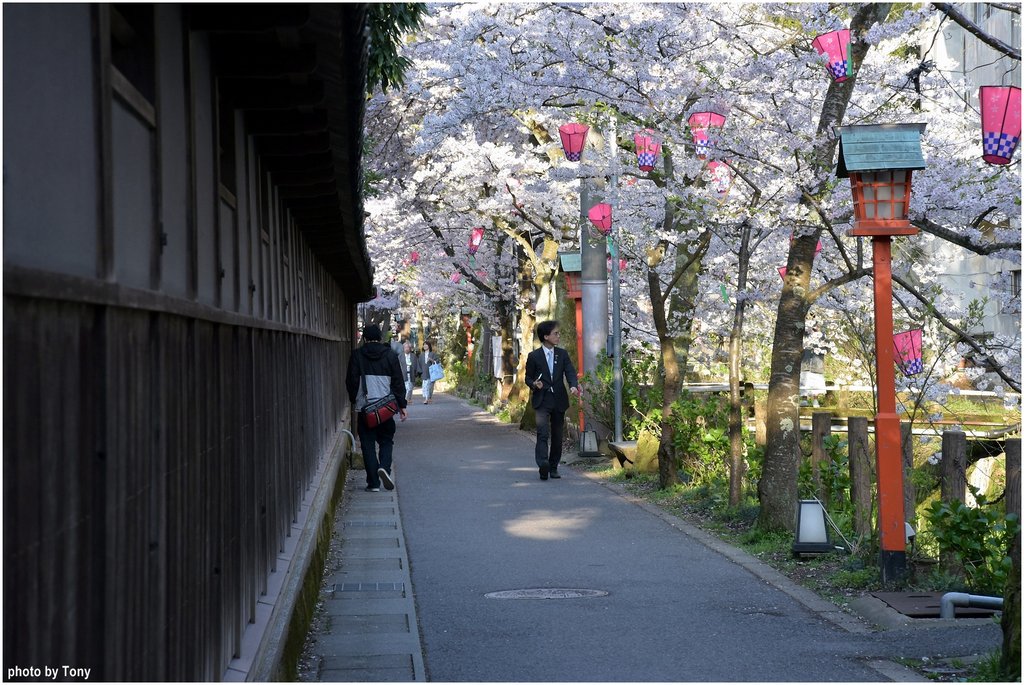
525;320;579;481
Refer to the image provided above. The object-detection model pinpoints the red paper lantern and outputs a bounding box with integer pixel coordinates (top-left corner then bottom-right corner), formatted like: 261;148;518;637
812;29;852;82
708;160;734;201
688;112;726;160
468;227;484;255
893;329;923;375
410;251;420;265
778;266;787;280
450;272;462;284
606;255;627;271
587;203;613;235
979;85;1021;165
634;129;661;172
559;123;589;162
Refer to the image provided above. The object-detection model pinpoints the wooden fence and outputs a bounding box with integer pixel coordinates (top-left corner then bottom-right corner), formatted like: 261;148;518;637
3;296;351;680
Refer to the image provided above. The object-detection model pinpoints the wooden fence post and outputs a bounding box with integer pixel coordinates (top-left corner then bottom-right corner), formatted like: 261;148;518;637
941;429;967;505
901;422;916;527
754;398;766;446
1006;438;1020;567
811;412;832;504
848;416;872;538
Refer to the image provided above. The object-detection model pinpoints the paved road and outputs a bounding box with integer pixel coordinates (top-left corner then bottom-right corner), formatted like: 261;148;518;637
306;390;1001;682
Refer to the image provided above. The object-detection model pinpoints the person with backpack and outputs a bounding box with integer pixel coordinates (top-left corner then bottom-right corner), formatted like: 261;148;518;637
347;324;408;492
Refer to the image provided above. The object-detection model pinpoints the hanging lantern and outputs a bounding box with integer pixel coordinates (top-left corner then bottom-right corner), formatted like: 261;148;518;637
559;123;589;162
633;129;662;172
450;272;462;284
812;29;852;82
410;251;420;265
468;227;484;255
979;85;1021;165
687;112;727;160
778;267;787;280
893;328;923;375
587;203;613;235
606;255;628;272
708;160;735;202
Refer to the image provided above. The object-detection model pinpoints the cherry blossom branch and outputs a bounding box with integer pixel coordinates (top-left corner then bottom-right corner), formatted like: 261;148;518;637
807;267;872;304
913;217;1021;255
932;3;1021;61
892;273;1022;391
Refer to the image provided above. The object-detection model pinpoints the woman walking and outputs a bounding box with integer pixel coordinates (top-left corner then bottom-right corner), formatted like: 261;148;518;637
420;341;440;404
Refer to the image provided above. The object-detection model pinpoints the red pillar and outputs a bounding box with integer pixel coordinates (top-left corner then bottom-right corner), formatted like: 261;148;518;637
851;225;917;583
869;236;906;581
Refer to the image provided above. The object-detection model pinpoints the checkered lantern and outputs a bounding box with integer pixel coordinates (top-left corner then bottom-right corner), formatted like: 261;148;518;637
633;130;662;172
812;29;852;83
587;203;613;235
980;85;1021;165
559;123;590;162
893;329;924;376
687;112;726;160
708;160;734;201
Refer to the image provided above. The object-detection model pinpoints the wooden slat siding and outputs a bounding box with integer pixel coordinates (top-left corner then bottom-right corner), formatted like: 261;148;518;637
4;295;353;679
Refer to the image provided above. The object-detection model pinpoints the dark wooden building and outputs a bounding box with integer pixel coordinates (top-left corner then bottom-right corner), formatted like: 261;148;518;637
3;4;373;680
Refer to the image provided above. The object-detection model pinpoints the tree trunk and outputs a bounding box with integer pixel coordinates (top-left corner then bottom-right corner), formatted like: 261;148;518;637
758;2;891;532
496;304;517;401
1002;439;1021;681
728;223;751;507
649;266;680;489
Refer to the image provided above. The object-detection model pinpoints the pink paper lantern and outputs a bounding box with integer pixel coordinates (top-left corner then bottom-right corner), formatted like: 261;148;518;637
688;112;727;160
588;203;613;235
812;29;852;82
450;272;462;284
468;227;484;255
634;129;662;172
893;329;923;375
708;160;734;201
606;256;627;272
410;251;420;265
559;123;590;162
778;267;787;280
979;85;1022;165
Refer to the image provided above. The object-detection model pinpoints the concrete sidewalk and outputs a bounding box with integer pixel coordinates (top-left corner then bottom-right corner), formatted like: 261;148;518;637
301;391;1002;682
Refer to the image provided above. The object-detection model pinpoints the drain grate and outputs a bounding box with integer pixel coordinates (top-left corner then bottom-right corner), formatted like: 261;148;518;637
484;588;609;600
871;592;998;618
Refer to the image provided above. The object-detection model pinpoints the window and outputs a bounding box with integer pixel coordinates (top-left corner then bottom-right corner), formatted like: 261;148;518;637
110;5;155;105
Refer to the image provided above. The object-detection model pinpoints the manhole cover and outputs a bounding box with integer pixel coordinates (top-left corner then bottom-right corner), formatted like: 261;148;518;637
484;588;609;600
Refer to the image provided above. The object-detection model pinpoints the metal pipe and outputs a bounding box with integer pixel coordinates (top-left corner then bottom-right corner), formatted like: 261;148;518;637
608;115;623;443
939;592;1004;619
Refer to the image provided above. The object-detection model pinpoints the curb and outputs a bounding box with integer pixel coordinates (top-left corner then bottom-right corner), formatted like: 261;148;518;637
223;427;351;681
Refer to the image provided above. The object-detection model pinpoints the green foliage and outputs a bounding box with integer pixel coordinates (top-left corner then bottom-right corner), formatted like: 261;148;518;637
923;494;1020;595
366;4;427;94
581;347;662;439
968;651;1004;683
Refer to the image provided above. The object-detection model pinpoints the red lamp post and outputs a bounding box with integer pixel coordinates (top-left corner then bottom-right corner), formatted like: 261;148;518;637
838;123;927;583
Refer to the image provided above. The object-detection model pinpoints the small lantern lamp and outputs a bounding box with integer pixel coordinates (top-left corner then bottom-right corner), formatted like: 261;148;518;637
979;85;1021;165
688;112;726;160
634;129;662;172
587;203;613;235
836;124;927;232
559;123;590;162
792;500;832;556
708;160;734;201
468;227;485;255
812;29;852;82
893;328;924;375
410;250;420;265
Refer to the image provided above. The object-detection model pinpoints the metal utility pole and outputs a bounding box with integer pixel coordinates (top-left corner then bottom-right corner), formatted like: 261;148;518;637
608;115;623;442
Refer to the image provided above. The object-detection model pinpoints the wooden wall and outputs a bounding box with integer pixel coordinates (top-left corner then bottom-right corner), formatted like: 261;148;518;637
3;5;364;680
